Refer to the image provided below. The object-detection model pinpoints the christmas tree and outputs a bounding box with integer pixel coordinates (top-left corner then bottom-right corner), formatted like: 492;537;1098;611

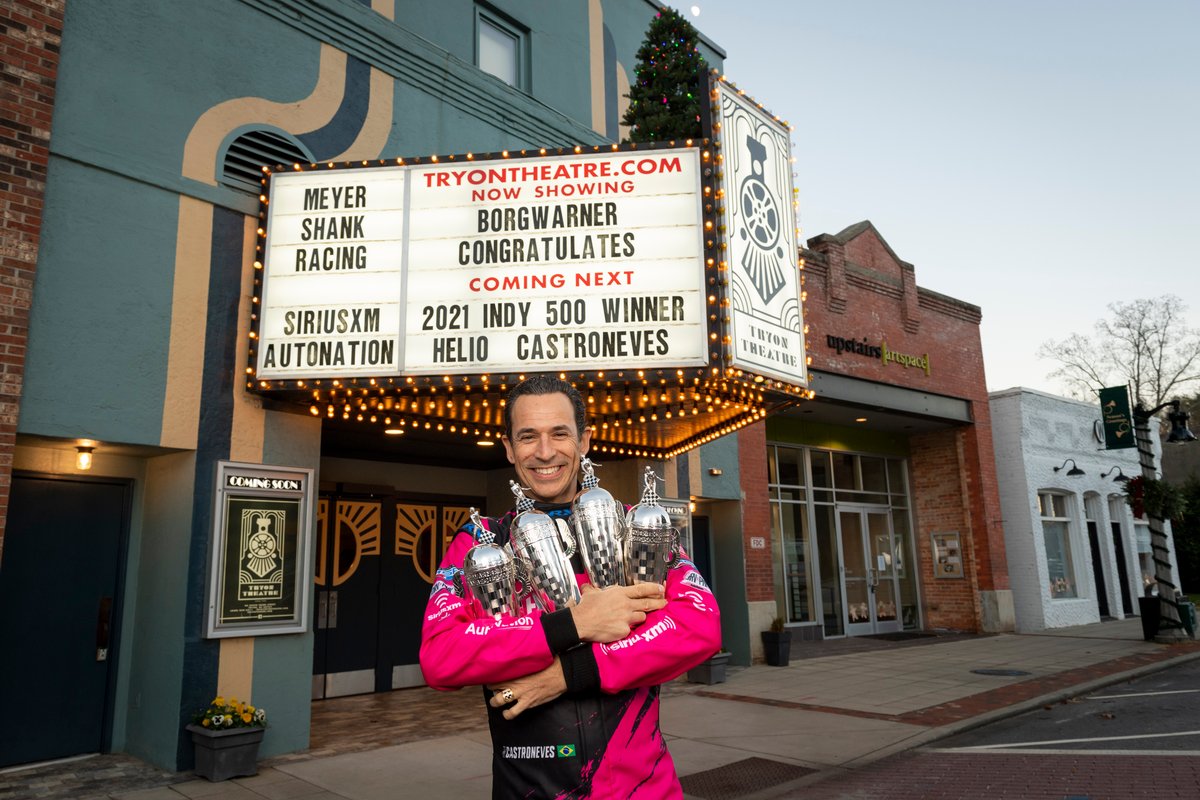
621;7;708;143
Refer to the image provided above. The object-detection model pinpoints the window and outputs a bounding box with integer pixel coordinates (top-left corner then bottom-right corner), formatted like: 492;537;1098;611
1039;492;1077;599
477;10;525;89
768;445;919;631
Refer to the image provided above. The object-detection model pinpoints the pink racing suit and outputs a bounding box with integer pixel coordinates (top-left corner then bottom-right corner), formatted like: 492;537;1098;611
419;503;722;799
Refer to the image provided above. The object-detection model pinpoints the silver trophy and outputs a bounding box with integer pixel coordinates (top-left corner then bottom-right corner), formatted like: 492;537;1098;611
570;458;628;589
462;508;523;621
624;467;679;585
507;481;581;611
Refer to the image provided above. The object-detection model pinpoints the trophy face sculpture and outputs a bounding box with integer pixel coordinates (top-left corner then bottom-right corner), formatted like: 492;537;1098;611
570;457;628;589
507;481;581;611
462;508;522;621
624;467;679;585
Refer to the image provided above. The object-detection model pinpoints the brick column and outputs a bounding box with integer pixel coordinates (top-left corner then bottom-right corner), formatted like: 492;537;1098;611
0;0;64;565
738;421;773;602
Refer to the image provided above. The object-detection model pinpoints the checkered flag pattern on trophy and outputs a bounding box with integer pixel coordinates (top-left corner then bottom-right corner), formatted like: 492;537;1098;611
570;458;629;589
507;481;581;611
463;507;524;621
623;467;679;586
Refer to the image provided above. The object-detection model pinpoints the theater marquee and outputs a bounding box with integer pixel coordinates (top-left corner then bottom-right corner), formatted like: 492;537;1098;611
248;138;812;458
256;148;706;379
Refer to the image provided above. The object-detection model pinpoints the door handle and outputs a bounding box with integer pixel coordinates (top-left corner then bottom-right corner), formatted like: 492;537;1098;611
95;596;113;662
317;592;329;629
328;590;338;629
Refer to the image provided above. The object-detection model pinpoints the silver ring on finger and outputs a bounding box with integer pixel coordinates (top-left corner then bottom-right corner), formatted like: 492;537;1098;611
500;688;515;704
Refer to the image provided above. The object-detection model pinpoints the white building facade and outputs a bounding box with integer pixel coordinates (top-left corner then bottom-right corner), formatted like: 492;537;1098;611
990;388;1178;632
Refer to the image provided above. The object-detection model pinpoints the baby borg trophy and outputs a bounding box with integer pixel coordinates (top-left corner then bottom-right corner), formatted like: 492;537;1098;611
462;508;523;621
624;467;679;585
570;457;628;589
507;481;581;611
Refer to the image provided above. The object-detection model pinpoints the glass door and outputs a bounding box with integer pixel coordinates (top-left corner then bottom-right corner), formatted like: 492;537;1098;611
838;506;903;636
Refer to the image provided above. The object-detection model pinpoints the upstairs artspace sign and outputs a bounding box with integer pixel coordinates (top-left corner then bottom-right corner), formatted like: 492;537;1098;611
256;148;707;379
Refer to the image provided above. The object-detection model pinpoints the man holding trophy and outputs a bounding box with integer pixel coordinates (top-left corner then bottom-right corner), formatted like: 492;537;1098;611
420;375;722;799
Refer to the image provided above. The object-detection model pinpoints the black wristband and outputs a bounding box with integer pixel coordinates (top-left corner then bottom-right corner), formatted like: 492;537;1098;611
560;645;601;693
541;608;582;654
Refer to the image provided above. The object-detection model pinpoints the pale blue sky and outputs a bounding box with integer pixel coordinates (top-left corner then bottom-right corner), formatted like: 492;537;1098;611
691;1;1198;393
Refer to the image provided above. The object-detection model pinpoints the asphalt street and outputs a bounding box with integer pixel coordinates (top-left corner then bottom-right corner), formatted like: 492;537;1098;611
932;657;1200;754
779;658;1200;799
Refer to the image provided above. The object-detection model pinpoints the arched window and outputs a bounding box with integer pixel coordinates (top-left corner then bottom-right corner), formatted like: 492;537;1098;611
1038;491;1077;599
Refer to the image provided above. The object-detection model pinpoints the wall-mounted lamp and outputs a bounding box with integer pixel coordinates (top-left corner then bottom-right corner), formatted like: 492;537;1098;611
1053;458;1085;477
1100;466;1131;483
708;468;722;476
76;445;95;471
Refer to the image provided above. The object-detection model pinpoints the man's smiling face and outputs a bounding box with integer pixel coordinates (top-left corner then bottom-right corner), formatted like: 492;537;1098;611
502;392;591;504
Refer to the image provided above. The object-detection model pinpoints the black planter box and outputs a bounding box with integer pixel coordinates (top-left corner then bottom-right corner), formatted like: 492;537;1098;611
761;631;792;666
187;724;264;781
1138;596;1160;641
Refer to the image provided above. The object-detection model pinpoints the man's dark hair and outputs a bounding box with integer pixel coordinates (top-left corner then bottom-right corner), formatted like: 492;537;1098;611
504;375;587;439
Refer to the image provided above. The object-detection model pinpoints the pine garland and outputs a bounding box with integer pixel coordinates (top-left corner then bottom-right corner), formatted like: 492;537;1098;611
1125;475;1184;521
621;7;707;143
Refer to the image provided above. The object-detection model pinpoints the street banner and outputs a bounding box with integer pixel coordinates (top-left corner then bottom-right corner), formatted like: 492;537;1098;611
1099;385;1135;450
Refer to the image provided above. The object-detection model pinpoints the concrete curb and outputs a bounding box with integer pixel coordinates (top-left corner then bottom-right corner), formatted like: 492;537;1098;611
735;646;1200;800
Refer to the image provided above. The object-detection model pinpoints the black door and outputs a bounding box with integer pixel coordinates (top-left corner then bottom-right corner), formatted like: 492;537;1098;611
1111;521;1134;615
312;497;383;698
312;494;477;697
1087;521;1111;618
384;500;474;687
691;515;713;587
0;474;129;767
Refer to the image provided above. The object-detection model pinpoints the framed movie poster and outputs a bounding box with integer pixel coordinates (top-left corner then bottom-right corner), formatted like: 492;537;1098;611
931;531;964;579
205;461;315;637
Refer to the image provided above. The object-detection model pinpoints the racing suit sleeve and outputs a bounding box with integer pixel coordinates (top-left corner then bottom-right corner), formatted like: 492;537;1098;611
560;552;721;694
419;521;582;691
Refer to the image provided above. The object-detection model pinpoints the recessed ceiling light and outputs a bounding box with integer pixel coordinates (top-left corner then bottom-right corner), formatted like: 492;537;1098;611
384;428;404;435
855;417;868;423
476;440;495;447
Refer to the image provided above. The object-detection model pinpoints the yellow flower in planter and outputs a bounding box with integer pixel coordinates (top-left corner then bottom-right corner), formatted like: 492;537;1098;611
192;696;268;730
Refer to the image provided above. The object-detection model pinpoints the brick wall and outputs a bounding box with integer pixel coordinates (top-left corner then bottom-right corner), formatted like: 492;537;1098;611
910;428;983;630
0;0;63;564
738;421;773;602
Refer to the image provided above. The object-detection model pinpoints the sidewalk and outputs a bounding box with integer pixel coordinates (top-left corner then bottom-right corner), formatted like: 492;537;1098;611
4;618;1198;800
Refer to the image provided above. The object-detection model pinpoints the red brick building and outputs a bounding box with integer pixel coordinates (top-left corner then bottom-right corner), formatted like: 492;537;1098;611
742;221;1011;650
0;0;63;564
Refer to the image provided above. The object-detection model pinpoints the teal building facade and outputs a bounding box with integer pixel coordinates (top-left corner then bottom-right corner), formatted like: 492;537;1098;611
0;0;740;771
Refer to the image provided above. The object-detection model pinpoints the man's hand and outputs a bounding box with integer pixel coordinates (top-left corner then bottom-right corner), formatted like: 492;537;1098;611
487;658;567;721
570;582;667;643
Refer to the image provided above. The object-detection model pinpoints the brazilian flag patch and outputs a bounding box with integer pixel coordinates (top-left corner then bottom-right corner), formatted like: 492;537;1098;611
557;744;576;758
